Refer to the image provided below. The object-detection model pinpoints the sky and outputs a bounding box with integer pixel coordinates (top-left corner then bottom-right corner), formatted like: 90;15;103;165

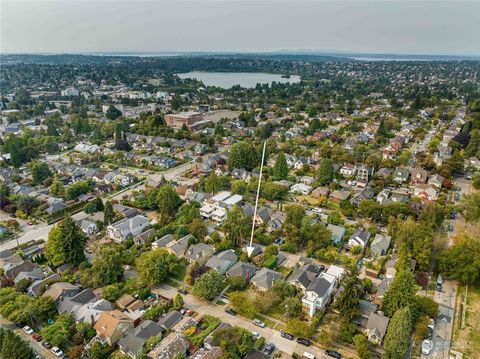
1;0;480;55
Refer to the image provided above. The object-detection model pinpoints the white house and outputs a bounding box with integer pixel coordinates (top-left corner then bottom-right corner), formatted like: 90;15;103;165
107;215;149;243
290;183;312;195
348;228;371;249
340;164;356;177
302;272;336;317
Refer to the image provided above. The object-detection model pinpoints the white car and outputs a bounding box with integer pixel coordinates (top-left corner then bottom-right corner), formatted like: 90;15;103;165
251;331;261;339
312;207;322;214
253;319;266;328
23;326;33;335
51;347;64;357
422;339;433;355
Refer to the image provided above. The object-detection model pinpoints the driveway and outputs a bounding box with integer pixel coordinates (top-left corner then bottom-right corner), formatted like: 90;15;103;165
0;317;57;359
153;283;336;359
421;280;456;359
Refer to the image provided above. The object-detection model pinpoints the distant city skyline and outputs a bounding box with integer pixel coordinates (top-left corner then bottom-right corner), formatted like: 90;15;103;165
1;1;480;56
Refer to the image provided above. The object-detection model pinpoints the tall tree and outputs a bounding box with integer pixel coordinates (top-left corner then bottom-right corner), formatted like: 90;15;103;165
317;158;334;185
205;171;221;194
136;249;180;285
103;201;114;225
30;161;52;185
227;140;257;171
273;152;289;179
45;216;87;266
105;105;122;120
92;245;124;286
0;328;35;359
459;193;480;223
222;205;250;248
192;270;226;301
334;267;363;322
157;184;182;223
383;306;413;359
382;269;417;317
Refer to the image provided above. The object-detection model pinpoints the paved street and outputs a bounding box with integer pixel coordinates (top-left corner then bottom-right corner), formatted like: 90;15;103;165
153;283;336;359
0;317;56;359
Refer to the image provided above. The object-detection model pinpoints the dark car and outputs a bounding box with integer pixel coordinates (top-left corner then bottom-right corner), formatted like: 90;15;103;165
436;283;443;292
225;308;237;316
15;322;23;328
280;332;294;340
42;342;53;349
297;338;311;346
325;350;342;358
178;288;188;295
263;343;275;355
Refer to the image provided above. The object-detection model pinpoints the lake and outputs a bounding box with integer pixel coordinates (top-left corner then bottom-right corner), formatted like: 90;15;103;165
176;71;301;88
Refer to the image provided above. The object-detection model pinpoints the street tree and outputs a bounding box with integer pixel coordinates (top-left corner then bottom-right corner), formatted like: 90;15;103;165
383;306;413;359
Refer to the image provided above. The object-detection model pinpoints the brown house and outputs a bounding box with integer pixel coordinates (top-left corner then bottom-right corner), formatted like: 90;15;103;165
94;310;135;346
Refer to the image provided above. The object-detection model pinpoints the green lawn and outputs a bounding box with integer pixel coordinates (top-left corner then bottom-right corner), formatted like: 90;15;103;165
171;263;187;281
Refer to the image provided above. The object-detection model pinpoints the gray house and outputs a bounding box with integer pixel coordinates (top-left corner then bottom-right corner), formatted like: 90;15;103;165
250;267;283;291
226;261;257;282
119;320;162;359
206;250;238;275
370;234;392;256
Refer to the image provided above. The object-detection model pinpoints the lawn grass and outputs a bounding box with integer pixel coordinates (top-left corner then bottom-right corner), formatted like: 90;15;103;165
171;263;187;281
165;278;181;288
276;266;292;277
452;282;480;358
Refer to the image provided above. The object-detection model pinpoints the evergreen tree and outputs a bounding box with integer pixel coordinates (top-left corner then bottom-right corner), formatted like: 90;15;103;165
31;161;52;185
92;245;124;286
223;205;250;248
383;306;413;359
156;184;182;223
382;269;417;317
205;172;221;194
273;152;289;179
317;158;334;185
49;176;64;197
103;201;114;225
334;267;363;321
227;140;258;170
0;328;35;359
105;105;122;120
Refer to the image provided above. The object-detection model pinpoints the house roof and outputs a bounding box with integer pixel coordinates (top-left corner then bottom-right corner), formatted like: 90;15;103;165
226;261;257;280
370;234;392;254
158;310;182;330
148;332;189;359
94;310;133;340
118;320;162;356
288;264;319;289
184;243;214;262
250;267;282;290
366;312;390;340
42;282;80;301
306;274;335;296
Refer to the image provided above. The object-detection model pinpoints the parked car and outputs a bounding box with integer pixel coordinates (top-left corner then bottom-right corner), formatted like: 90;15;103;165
32;333;43;341
312;207;322;214
263;343;275;355
325;350;342;359
297;338;311;346
15;322;23;328
225;308;237;316
448;224;454;232
422;339;433;355
251;331;261;339
303;352;316;359
186;309;193;316
51;347;64;357
42;342;53;349
253;319;266;328
437;275;443;285
436;283;443;292
23;326;33;335
178;288;188;295
280;332;294;340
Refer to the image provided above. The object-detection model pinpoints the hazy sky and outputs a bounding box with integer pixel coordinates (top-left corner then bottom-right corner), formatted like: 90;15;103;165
2;0;480;55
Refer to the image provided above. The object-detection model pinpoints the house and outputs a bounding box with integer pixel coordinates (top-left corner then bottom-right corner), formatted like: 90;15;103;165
376;189;390;204
294;157;311;170
28;274;61;297
118;320;162;359
151;234;175;250
350;186;375;206
147;332;189;359
94;310;135;346
107;215;150;243
428;174;445;189
45;201;67;215
348;229;371;249
266;211;287;233
250;267;282;291
365;312;390;345
58;288;96;316
357;165;373;184
330;190;351;203
325;264;345;281
134;228;157;246
288;263;321;292
302;273;336;317
393;167;410;183
311;186;330;199
158;310;183;331
116;294;138;310
290;183;312;195
327;224;346;244
370;234;392;256
184;243;215;264
411;168;428;184
43;282;81;303
231;168;252;181
79;218;98;236
226;261;257;282
206;250;238;275
166;235;194;257
75;299;113;325
340;164;356;177
413;184;438;202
